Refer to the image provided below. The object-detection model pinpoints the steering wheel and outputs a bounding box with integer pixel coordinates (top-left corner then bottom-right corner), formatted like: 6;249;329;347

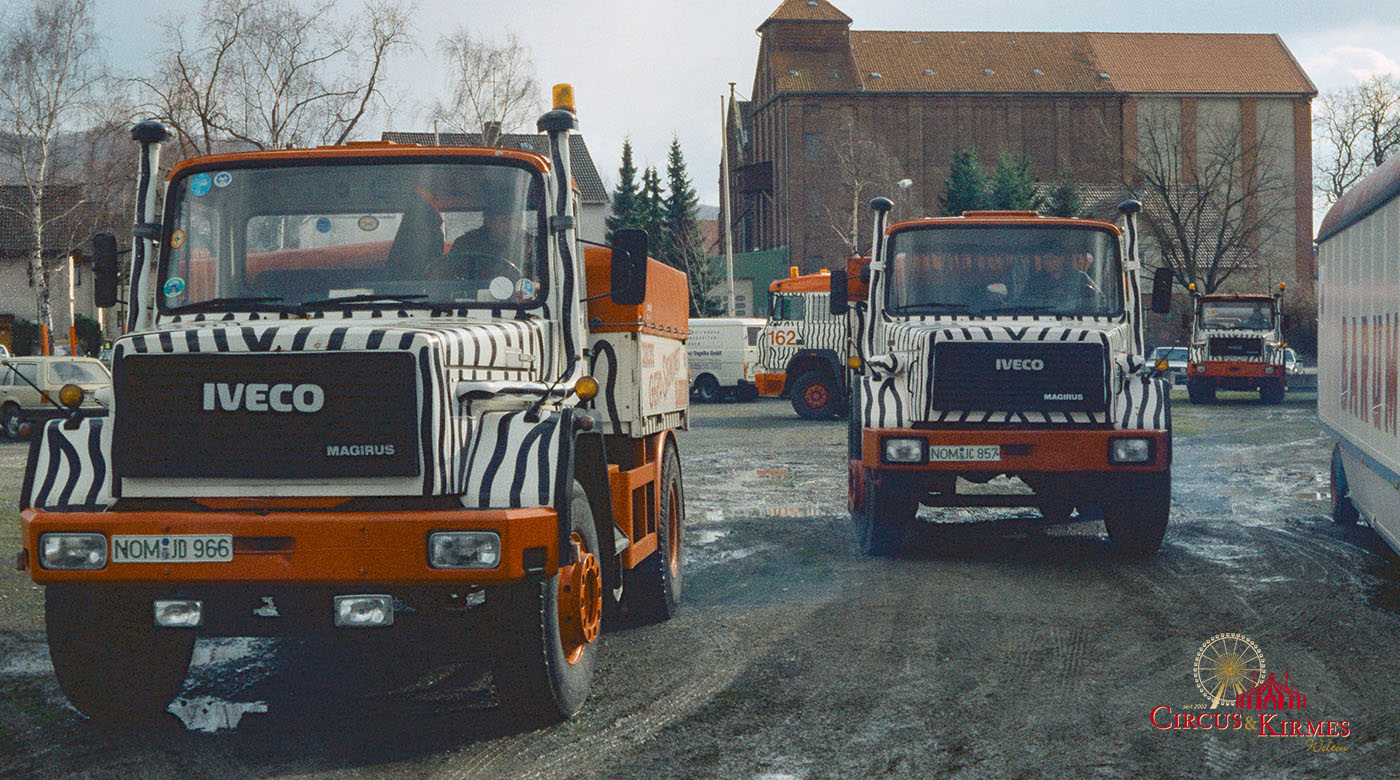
419;250;523;283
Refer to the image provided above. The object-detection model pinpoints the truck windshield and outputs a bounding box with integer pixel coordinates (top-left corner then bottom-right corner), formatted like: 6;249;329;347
886;226;1123;317
1199;300;1274;330
159;160;546;313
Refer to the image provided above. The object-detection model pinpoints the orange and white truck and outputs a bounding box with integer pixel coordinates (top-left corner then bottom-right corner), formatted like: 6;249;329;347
17;86;689;724
1184;285;1289;404
831;201;1175;556
754;266;866;419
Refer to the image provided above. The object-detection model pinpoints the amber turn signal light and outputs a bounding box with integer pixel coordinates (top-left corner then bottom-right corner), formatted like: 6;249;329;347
57;383;84;409
575;375;599;401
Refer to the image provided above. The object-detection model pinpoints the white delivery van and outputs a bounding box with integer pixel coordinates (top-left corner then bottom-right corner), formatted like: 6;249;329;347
1316;154;1400;555
687;317;766;401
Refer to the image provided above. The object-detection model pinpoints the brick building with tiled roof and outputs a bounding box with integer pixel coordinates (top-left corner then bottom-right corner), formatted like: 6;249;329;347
727;0;1317;295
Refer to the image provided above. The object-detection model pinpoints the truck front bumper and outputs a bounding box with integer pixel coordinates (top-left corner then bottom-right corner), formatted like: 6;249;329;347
755;372;786;397
20;506;559;585
1188;360;1283;380
862;427;1171;474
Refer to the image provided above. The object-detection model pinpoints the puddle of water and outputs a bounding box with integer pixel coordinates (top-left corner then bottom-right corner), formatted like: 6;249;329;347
693;529;728;545
168;696;268;733
704;509;725;524
0;647;52;675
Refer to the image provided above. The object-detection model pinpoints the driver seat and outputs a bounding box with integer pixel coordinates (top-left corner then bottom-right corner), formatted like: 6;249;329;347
388;199;445;271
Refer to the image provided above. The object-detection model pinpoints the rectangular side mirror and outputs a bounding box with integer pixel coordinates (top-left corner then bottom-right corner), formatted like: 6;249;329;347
93;233;119;308
1150;266;1173;314
610;229;648;307
829;269;848;316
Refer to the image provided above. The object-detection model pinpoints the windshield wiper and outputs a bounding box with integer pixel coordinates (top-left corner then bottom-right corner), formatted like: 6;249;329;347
300;293;431;309
166;296;295;314
981;303;1061;314
895;301;970;314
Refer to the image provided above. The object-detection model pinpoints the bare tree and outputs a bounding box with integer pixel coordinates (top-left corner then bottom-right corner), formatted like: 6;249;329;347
0;0;106;342
823;115;902;257
1132;111;1294;294
432;28;541;147
1315;75;1400;204
137;0;413;157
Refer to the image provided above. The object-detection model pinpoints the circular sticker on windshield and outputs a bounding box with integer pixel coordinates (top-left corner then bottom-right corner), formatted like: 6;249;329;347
315;217;332;233
169;229;185;249
489;276;514;301
189;173;212;197
213;171;232;188
357;215;380;232
163;277;186;297
515;278;537;299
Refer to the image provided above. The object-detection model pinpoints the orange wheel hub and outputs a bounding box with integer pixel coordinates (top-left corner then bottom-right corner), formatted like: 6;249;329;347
557;532;602;665
804;383;829;408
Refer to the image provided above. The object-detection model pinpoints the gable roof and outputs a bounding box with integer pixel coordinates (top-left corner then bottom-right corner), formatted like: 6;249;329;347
380;131;608;203
761;0;851;27
771;30;1315;96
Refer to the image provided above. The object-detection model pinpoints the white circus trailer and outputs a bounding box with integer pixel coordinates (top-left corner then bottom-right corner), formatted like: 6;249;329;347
686;317;765;401
1316;154;1400;555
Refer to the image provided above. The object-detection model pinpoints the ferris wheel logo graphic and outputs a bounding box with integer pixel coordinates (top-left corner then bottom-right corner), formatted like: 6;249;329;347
1194;633;1266;709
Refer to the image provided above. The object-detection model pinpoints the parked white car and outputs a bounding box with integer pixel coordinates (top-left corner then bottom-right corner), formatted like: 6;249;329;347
687;317;766;401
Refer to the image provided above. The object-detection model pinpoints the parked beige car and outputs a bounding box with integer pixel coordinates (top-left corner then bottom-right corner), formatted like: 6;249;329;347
0;356;110;439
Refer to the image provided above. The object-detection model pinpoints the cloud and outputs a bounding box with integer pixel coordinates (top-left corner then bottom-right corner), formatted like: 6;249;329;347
1302;45;1400;89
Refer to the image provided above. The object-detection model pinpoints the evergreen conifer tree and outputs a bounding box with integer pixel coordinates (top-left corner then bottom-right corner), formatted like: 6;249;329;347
989;152;1042;211
1043;173;1083;218
605;139;640;241
639;165;666;261
661;137;722;315
939;148;989;215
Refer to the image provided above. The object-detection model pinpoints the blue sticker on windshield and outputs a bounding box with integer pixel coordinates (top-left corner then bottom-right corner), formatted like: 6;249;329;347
163;277;187;298
189;173;212;197
213;171;232;188
315;217;332;233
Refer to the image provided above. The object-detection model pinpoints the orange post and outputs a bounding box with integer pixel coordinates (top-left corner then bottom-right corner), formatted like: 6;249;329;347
40;324;50;355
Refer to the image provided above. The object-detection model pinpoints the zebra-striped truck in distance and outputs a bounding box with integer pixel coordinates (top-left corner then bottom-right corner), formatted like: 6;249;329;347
18;85;690;725
829;201;1175;556
754;265;867;419
1184;284;1290;404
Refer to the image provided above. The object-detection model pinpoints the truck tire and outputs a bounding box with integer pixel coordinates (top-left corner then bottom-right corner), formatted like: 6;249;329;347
624;444;683;622
854;473;915;556
1102;469;1171;555
693;374;720;403
1331;444;1360;525
489;481;602;724
45;586;194;722
2;404;22;440
791;370;839;420
1260;378;1285;405
1187;381;1215;404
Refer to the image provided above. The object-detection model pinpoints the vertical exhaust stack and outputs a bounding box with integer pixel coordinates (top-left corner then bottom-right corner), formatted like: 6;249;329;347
1118;199;1146;360
538;85;584;386
863;197;894;363
128;121;171;333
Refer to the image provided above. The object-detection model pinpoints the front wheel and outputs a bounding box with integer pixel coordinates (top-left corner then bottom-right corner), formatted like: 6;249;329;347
791;371;840;420
1102;469;1171;555
1331;444;1360;525
489;481;603;724
854;473;916;556
692;374;721;403
45;586;195;722
1260;378;1285;405
2;404;23;440
1187;381;1215;404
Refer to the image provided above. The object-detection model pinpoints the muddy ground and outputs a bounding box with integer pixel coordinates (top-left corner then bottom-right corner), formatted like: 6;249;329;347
1;388;1398;779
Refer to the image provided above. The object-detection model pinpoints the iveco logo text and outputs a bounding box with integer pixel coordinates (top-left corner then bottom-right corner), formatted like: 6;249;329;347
995;358;1044;371
201;382;325;413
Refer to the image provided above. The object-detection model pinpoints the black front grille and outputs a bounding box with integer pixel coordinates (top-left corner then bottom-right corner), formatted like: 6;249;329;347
931;341;1107;413
114;352;421;479
1209;336;1263;359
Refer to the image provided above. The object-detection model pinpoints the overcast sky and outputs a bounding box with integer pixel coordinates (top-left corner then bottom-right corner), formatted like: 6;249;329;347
93;0;1400;208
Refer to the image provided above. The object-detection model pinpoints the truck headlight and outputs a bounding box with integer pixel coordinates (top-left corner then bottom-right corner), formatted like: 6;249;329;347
334;595;394;627
882;437;927;464
153;599;204;627
428;531;501;569
1109;438;1152;464
38;533;107;570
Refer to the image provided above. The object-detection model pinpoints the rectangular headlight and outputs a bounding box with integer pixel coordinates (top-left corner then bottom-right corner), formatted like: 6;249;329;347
334;595;394;627
1109;438;1151;464
38;533;107;570
882;437;927;464
428;531;501;569
153;599;204;627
